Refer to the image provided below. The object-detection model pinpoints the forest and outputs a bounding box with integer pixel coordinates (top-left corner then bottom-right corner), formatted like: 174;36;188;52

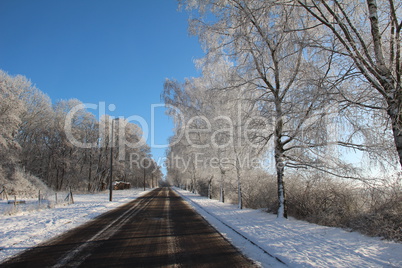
163;0;402;241
0;70;162;198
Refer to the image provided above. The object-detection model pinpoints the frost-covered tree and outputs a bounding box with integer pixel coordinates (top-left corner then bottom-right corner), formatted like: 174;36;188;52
179;0;331;217
177;0;396;218
0;70;30;177
297;0;402;167
17;87;54;181
1;69;161;193
164;58;268;209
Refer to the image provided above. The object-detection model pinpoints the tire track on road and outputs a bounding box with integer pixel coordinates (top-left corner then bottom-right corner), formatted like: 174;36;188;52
1;188;255;267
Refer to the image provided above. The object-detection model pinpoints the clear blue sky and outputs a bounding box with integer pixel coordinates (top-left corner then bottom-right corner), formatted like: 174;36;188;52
0;0;204;175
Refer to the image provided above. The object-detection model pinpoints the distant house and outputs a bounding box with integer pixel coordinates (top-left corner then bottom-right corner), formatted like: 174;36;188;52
113;181;131;190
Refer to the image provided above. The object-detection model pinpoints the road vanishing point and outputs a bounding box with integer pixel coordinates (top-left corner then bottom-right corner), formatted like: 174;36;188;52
1;187;256;267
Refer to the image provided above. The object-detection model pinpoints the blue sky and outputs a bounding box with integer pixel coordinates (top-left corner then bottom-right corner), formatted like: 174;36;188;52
0;0;204;175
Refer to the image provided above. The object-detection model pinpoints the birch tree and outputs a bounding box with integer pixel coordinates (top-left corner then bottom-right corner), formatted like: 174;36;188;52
179;0;391;218
297;0;402;167
181;0;331;217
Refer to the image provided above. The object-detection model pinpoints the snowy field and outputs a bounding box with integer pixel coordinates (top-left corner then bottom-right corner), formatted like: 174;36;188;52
0;188;151;262
0;187;401;267
175;188;402;267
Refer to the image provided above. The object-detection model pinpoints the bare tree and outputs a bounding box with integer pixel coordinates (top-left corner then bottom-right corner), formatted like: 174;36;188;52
181;0;334;217
18;87;54;181
178;0;395;218
297;0;402;167
1;69;162;193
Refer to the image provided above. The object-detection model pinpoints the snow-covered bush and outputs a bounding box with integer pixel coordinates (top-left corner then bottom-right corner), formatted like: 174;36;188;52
0;168;50;199
206;171;402;242
348;180;402;242
284;175;402;242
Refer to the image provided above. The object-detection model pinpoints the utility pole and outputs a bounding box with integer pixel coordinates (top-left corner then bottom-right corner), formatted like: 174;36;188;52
109;118;117;202
143;164;146;191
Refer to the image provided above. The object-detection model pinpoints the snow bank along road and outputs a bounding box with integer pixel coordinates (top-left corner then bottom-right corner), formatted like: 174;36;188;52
0;187;256;267
177;188;402;267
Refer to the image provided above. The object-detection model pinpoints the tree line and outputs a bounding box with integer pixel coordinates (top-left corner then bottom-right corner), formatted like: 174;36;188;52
163;0;401;240
0;70;161;195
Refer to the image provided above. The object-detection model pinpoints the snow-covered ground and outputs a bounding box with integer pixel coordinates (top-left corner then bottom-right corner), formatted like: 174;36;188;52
1;187;401;267
0;188;150;262
175;188;402;267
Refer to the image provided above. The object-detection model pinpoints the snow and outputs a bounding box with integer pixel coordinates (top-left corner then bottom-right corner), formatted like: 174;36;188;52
0;188;151;262
1;187;401;267
174;187;402;268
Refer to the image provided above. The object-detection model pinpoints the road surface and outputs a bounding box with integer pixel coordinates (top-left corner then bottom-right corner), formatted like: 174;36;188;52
1;187;256;267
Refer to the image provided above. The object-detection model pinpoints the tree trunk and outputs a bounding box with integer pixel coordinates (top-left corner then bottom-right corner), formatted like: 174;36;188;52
143;167;146;191
208;176;213;199
238;179;243;210
220;170;225;203
87;153;92;192
367;0;402;167
275;154;287;219
59;166;65;191
191;172;196;193
387;102;402;167
236;156;243;209
55;167;59;191
275;101;288;219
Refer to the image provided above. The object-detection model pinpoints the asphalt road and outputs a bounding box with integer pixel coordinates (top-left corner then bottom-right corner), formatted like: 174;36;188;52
1;187;256;267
